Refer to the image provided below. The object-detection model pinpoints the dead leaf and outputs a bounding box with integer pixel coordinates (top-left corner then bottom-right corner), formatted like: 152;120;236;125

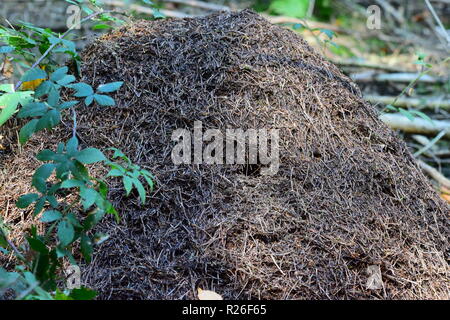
21;65;47;91
440;193;450;203
1;58;13;79
197;288;223;300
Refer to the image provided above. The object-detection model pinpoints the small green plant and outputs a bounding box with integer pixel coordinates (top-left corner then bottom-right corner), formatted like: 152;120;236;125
0;0;158;300
382;53;435;123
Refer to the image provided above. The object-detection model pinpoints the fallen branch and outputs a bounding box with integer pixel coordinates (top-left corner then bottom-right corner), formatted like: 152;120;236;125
352;72;445;83
333;60;409;73
417;159;450;189
366;95;450;110
262;15;345;34
379;113;450;138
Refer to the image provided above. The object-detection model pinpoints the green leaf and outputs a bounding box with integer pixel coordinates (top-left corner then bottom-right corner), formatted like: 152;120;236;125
80;188;99;210
47;87;60;106
66;136;79;155
60;179;85;188
69;287;97;300
16;193;39;208
58;100;79;110
18;102;48;118
75;148;106;164
123;175;133;196
47;195;59;208
85;95;94;106
152;9;165;19
398;108;415;122
36;149;57;161
80;235;93;264
57;75;76;86
142;173;154;191
107;169;123;177
35;109;61;131
50;66;68;82
93;94;115;106
92;24;111;30
41;210;62;223
58;219;74;246
0;91;34;126
83;209;105;231
109;148;126;159
0;84;14;93
66;212;82;228
82;6;94;15
97;81;123;93
26;237;48;254
35;80;53;98
132;178;146;204
69;83;94;97
0;46;14;54
97;180;108;198
70;161;90;181
385;104;398;112
21;67;47;82
270;0;310;19
409;110;433;124
32;163;55;193
33;197;47;215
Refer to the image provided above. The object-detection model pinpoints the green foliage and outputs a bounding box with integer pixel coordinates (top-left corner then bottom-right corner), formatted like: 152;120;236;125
68;81;122;107
270;0;310;19
0;0;157;300
106;148;155;204
382;53;435;124
0;87;34;126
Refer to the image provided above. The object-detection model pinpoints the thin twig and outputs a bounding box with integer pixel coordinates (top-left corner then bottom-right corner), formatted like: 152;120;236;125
334;60;408;73
72;108;77;138
424;0;450;49
417;159;450;189
379;113;450;138
353;72;443;83
366;95;450;110
1;229;27;264
414;130;447;157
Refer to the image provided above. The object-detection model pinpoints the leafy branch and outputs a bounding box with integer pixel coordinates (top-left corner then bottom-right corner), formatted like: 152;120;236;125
0;0;157;300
